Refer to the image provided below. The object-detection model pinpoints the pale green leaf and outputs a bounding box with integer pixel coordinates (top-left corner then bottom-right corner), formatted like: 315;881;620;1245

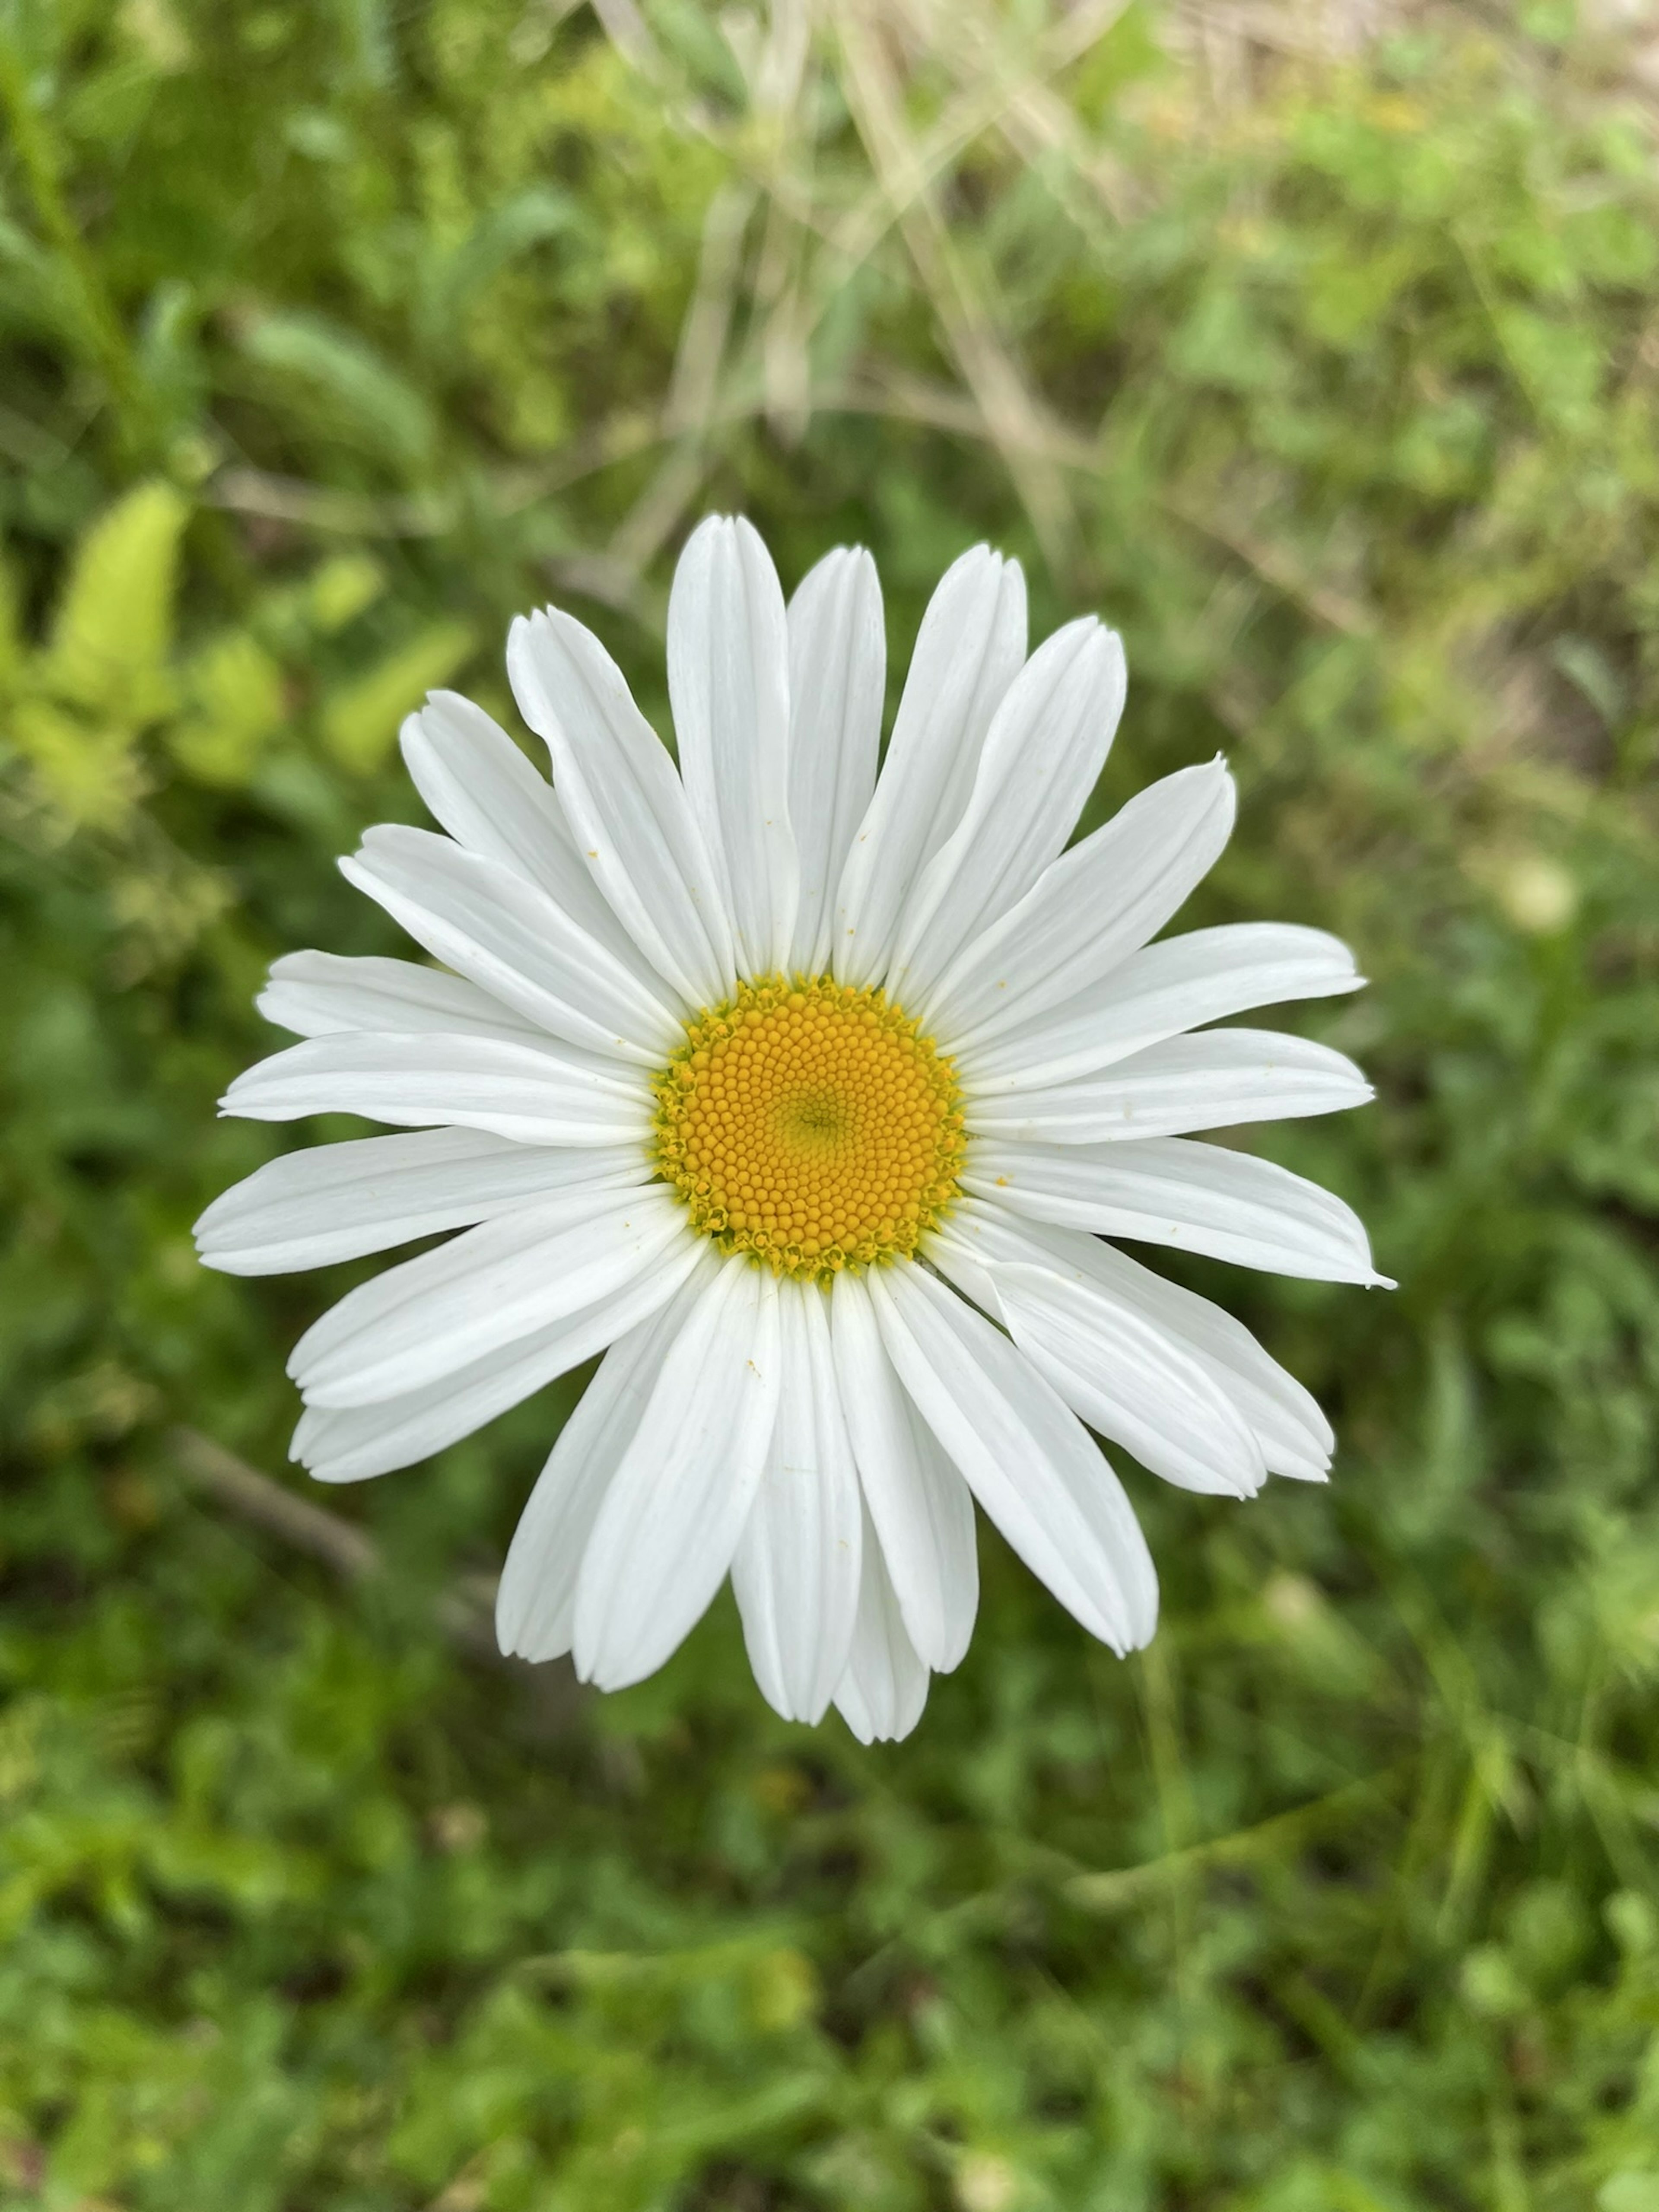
39;480;190;721
238;311;437;471
168;630;287;788
319;621;475;773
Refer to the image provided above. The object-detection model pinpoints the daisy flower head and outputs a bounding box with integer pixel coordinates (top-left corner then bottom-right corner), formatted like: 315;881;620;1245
197;518;1388;1742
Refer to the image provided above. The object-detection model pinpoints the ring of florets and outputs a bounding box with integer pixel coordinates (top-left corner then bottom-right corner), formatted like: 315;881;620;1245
650;974;966;1283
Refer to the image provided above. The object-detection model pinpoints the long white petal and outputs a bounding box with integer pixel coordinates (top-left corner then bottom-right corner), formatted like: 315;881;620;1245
960;923;1364;1093
940;1199;1333;1482
965;1028;1373;1144
258;950;549;1045
730;1280;863;1724
496;1252;720;1660
965;1135;1392;1285
927;1218;1265;1497
925;759;1236;1047
867;1261;1158;1653
295;1235;706;1484
786;547;884;975
288;1185;688;1407
668;516;798;976
508;607;734;1006
831;546;1026;986
194;1126;647;1276
221;1032;650;1147
829;1270;978;1671
833;1500;931;1745
888;618;1125;1008
342;825;680;1062
573;1256;782;1691
401;690;665;983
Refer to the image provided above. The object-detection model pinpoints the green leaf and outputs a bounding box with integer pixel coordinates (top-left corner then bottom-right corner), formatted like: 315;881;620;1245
319;621;475;773
252;554;385;654
305;553;386;635
1600;2178;1659;2212
8;696;149;831
167;631;287;789
37;480;190;721
0;546;21;692
420;185;579;349
237;310;438;472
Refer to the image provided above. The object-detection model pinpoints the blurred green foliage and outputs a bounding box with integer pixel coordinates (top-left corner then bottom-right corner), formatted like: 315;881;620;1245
3;0;1659;2205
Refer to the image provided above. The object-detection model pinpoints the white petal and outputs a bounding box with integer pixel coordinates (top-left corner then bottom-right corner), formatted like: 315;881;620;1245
295;1234;706;1483
785;547;884;976
574;1256;782;1691
508;607;735;1006
829;1270;978;1671
962;924;1365;1094
833;1500;931;1745
926;759;1236;1049
945;1201;1333;1482
258;950;549;1045
194;1126;647;1276
730;1280;863;1723
400;689;570;882
866;1260;1158;1653
401;690;665;983
831;546;1026;986
496;1252;720;1660
965;1135;1392;1285
888;619;1125;1009
965;1028;1373;1144
927;1217;1264;1497
668;516;798;976
288;1185;688;1407
221;1032;651;1147
342;825;680;1062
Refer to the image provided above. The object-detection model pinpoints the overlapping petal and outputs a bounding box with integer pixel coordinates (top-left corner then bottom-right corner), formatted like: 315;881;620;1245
400;689;574;891
342;824;680;1062
966;1134;1390;1285
288;1184;686;1408
508;606;735;1005
830;1270;978;1672
573;1255;782;1690
958;922;1364;1094
833;1500;932;1744
195;1126;647;1276
496;1253;720;1663
867;1260;1157;1654
831;546;1026;986
295;1234;706;1484
923;758;1236;1043
257;950;552;1046
401;690;664;982
887;617;1125;1008
934;1199;1333;1484
928;1209;1264;1496
964;1028;1373;1144
731;1279;863;1725
668;515;798;975
221;1031;650;1146
785;547;884;975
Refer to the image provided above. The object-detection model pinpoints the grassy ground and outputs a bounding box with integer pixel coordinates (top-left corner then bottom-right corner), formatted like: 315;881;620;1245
3;2;1659;2206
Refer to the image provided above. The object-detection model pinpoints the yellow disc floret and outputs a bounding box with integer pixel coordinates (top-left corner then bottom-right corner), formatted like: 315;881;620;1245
652;975;965;1281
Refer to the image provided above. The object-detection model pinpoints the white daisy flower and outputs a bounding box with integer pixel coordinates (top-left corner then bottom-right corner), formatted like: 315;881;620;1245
196;519;1388;1742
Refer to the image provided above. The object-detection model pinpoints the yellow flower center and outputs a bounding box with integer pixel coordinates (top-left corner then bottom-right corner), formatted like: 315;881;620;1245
651;975;966;1282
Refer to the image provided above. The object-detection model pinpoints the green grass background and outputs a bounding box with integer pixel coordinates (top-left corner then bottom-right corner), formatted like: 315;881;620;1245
3;1;1659;2205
